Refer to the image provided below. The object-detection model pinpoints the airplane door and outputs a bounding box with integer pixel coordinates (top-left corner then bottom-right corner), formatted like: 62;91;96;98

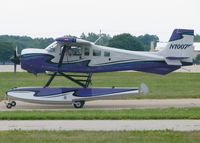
65;47;83;62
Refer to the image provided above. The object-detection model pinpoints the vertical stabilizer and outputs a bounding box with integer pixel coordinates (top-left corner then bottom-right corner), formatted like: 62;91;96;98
158;29;194;65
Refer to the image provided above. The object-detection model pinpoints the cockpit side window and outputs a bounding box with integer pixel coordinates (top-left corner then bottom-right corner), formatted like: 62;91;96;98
70;47;82;56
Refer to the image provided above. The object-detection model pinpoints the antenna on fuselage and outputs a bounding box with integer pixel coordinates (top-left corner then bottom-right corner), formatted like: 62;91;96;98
94;29;103;44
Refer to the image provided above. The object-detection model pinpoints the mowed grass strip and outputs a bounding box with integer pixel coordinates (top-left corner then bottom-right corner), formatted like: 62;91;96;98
0;130;200;143
1;72;200;99
1;107;200;120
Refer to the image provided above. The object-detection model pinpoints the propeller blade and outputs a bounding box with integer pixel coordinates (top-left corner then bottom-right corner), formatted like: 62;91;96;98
14;63;17;77
10;47;21;77
10;50;20;65
16;46;19;57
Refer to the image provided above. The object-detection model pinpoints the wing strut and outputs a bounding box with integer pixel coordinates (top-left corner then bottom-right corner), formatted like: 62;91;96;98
44;45;66;88
58;45;67;67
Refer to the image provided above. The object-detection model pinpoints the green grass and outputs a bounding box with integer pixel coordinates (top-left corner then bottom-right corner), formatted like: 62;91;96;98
1;107;200;120
1;72;200;99
0;130;200;143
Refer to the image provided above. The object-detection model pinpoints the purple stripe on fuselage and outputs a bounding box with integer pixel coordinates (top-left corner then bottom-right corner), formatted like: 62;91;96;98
20;54;180;75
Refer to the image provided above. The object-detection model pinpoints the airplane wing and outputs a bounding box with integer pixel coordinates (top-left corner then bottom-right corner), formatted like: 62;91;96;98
55;36;92;47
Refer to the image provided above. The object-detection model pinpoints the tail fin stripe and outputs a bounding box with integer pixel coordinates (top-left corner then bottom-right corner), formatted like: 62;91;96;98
169;29;194;42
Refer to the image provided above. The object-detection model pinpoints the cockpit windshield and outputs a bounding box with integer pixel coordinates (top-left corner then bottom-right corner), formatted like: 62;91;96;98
46;41;58;52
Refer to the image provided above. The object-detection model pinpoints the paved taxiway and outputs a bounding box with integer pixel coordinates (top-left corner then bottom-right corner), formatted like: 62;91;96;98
1;99;200;110
1;99;200;131
0;120;200;131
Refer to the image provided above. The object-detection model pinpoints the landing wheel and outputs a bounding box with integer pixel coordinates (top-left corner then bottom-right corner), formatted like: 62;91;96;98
73;101;85;108
11;101;16;107
6;103;12;109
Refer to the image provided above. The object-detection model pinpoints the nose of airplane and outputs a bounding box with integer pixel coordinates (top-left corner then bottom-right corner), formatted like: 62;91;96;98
20;48;48;74
21;48;47;55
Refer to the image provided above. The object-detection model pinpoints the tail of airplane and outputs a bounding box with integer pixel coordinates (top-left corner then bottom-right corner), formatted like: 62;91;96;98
157;29;194;66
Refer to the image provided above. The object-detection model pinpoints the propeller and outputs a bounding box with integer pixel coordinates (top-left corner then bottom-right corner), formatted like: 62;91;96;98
10;46;20;75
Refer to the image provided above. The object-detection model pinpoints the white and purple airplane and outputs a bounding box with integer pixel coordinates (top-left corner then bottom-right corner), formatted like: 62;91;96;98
6;29;194;108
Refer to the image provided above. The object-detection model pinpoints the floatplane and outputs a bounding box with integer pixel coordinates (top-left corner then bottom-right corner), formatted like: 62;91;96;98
6;29;194;108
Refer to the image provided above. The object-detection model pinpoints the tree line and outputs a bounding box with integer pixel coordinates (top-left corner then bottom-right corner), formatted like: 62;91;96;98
0;33;200;64
0;35;54;64
80;32;159;51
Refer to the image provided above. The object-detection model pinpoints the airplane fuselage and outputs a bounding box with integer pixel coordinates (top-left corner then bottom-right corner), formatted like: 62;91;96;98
20;42;180;75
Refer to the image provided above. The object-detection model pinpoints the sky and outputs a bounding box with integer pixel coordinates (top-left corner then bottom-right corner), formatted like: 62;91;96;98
0;0;199;41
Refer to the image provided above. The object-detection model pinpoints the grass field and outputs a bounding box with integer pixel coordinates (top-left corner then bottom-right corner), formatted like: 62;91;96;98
1;107;200;120
0;72;200;99
0;130;200;143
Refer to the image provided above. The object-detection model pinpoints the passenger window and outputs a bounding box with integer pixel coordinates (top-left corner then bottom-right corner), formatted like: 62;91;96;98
93;49;101;56
104;51;110;57
84;48;90;56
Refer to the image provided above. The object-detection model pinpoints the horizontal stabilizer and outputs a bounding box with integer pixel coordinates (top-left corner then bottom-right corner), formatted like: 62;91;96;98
165;58;182;66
